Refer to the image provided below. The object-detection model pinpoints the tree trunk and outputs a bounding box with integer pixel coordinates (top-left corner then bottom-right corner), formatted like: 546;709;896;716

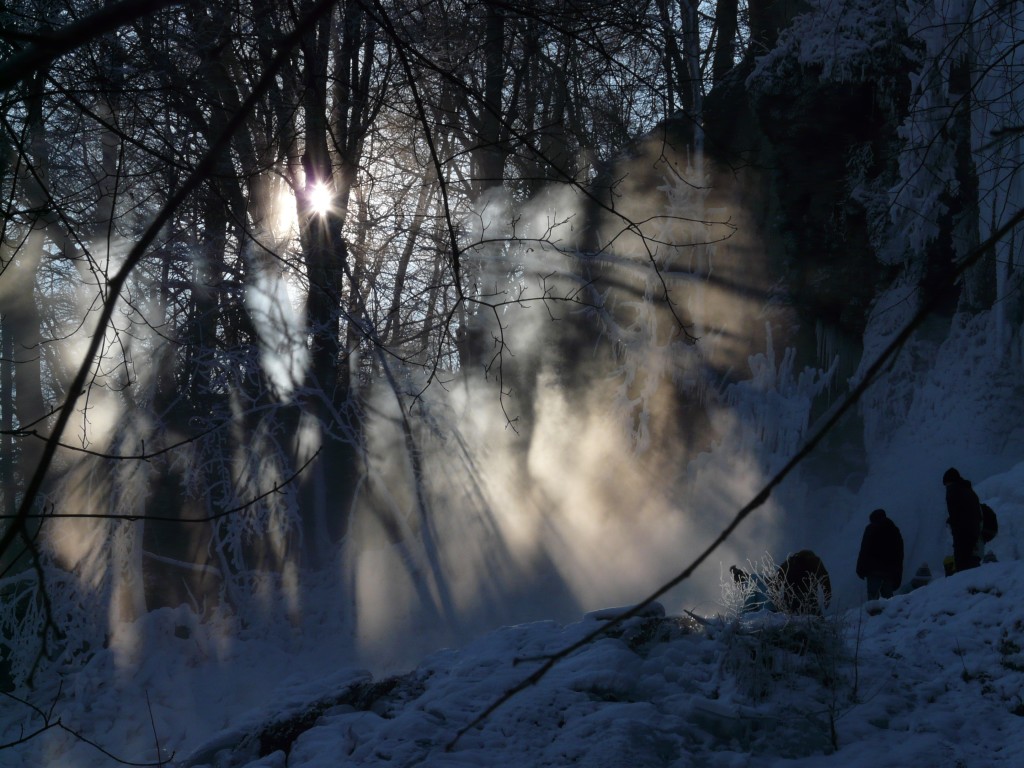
473;5;507;197
712;0;739;85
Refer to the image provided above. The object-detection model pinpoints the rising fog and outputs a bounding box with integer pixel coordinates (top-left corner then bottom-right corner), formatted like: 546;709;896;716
0;129;837;682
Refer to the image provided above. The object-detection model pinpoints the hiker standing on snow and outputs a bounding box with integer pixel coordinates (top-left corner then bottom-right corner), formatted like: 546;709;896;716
943;467;982;573
856;509;904;600
777;550;832;615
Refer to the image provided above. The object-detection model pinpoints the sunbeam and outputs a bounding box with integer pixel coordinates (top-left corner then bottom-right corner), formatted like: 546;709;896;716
308;181;334;217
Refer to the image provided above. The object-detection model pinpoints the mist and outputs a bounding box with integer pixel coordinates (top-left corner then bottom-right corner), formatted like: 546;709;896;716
309;131;840;672
3;128;844;692
0;124;859;716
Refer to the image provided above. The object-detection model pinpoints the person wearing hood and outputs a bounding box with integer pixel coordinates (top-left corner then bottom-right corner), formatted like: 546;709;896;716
943;467;982;573
856;508;904;600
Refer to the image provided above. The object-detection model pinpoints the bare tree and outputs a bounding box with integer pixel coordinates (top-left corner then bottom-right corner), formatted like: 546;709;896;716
0;0;748;697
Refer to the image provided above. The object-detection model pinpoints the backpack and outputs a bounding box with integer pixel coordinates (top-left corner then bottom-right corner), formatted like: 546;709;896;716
980;503;999;543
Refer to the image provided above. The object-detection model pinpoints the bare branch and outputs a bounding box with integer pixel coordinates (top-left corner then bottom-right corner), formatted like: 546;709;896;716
0;0;185;92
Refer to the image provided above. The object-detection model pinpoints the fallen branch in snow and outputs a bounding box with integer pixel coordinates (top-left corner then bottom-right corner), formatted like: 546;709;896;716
683;608;714;628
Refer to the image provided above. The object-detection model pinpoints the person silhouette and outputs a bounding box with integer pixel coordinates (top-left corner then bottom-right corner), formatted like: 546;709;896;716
943;468;982;573
856;509;904;599
777;550;831;615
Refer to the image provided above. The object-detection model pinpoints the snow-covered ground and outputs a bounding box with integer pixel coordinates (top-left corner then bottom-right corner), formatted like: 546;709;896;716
3;460;1022;768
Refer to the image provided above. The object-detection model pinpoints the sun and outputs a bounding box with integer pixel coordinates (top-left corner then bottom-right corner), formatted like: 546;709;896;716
308;181;334;216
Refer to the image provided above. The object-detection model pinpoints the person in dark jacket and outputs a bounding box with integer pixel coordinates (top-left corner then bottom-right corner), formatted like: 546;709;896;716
856;509;904;599
943;467;982;573
777;550;832;615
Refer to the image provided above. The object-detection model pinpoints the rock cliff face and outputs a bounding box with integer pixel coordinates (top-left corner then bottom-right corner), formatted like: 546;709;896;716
458;1;1024;487
702;45;910;390
694;0;1024;476
477;26;917;467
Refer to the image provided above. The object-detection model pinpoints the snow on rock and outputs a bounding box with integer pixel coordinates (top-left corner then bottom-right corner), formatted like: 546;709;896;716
749;0;904;87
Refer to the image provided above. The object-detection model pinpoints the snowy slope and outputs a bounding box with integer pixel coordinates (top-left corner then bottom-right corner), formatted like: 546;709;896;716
175;505;1024;768
1;462;1021;767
